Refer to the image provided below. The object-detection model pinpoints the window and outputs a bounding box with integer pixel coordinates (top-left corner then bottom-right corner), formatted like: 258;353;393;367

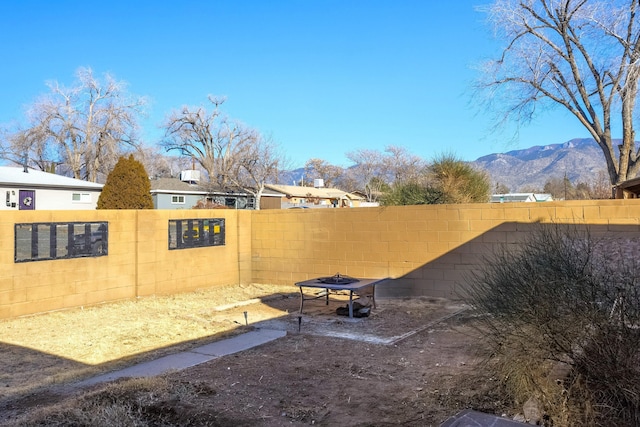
15;222;108;262
6;190;16;207
168;218;225;250
171;195;185;204
72;193;92;203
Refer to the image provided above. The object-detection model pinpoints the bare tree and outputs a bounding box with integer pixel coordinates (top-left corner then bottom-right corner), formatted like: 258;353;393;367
382;145;427;184
544;175;574;200
1;67;146;182
162;96;287;209
589;169;613;199
343;145;426;202
544;169;613;199
479;0;640;190
494;182;511;194
345;148;388;202
161;96;256;187
1;121;55;172
226;133;287;210
136;144;174;179
302;158;344;188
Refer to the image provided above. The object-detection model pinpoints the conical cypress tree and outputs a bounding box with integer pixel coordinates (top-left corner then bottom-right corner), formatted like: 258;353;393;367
97;155;154;209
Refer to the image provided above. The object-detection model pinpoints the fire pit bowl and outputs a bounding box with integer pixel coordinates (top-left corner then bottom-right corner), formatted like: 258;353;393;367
316;273;359;285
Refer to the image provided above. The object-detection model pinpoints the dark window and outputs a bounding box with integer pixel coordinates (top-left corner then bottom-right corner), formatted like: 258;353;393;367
168;218;225;250
14;222;108;262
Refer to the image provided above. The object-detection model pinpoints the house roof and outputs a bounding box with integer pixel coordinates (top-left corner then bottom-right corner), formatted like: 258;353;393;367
490;193;553;203
616;176;640;195
149;178;249;196
150;178;207;194
0;167;103;190
260;187;285;197
264;184;364;200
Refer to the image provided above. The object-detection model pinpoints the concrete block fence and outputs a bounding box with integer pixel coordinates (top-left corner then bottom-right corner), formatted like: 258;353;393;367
2;200;639;319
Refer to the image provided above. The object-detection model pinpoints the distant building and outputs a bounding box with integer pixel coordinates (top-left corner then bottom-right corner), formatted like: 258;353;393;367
0;166;103;210
490;193;553;203
262;183;365;209
350;190;382;207
150;171;255;210
615;176;640;199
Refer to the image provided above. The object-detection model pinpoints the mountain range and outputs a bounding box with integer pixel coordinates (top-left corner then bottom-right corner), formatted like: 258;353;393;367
472;138;607;192
283;138;609;193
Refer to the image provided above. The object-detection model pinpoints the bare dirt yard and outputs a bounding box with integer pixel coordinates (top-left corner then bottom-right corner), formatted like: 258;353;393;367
0;284;507;426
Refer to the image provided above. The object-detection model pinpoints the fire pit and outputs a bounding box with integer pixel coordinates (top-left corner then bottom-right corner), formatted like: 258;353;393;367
316;273;359;285
295;275;389;318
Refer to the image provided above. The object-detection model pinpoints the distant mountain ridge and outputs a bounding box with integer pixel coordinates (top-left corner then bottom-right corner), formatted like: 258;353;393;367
280;138;609;193
472;138;607;192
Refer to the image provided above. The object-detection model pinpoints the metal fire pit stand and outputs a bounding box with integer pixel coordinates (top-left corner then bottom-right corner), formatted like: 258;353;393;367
295;277;389;318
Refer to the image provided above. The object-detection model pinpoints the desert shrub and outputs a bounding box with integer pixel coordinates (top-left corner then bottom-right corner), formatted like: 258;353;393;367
429;153;491;203
382;181;444;205
463;223;640;425
97;155;154;209
381;154;490;206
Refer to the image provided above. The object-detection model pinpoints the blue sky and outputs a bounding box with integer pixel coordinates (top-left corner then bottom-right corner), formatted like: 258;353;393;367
0;0;592;169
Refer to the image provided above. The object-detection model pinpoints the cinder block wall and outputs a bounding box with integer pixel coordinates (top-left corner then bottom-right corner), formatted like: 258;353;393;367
133;209;246;297
0;209;247;319
3;199;640;319
250;200;640;298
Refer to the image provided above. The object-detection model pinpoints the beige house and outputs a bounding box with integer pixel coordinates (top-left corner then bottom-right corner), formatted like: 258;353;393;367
615;176;640;199
261;184;365;209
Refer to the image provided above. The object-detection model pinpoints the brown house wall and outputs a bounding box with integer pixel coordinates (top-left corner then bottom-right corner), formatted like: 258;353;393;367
258;197;282;210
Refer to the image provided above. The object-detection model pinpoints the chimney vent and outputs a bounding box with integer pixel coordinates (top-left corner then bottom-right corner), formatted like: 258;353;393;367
180;170;201;183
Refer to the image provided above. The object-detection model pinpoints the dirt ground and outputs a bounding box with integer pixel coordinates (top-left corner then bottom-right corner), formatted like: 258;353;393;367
0;284;508;426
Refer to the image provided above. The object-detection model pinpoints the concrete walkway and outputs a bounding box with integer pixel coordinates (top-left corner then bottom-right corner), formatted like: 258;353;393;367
72;328;286;390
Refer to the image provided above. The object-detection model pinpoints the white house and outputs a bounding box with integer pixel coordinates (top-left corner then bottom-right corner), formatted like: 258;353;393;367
490;193;554;203
0;166;103;210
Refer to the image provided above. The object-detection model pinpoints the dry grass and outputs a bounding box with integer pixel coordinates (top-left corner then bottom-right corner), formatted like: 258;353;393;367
0;283;295;400
2;301;495;427
11;377;216;427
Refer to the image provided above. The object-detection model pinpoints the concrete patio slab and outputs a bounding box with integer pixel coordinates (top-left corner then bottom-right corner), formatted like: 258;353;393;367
72;328;286;390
